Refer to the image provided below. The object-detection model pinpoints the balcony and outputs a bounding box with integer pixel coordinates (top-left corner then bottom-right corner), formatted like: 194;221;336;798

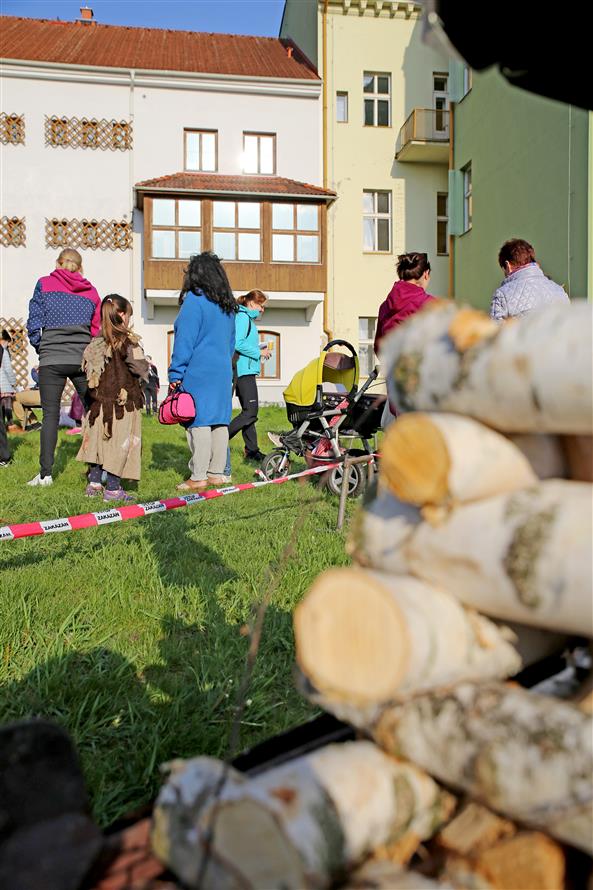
395;108;449;164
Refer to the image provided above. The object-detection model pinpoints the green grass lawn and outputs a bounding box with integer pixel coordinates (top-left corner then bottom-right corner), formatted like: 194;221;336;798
0;409;359;826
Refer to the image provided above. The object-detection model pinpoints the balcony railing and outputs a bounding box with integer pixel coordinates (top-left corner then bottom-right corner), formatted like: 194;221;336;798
395;108;450;163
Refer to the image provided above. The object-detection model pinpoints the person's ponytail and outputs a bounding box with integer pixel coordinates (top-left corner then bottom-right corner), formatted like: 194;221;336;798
101;294;133;350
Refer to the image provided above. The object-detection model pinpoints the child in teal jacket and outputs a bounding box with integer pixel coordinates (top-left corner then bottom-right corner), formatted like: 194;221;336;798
229;291;270;461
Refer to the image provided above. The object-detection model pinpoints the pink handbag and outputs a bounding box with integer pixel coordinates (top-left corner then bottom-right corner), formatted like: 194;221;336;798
158;387;196;425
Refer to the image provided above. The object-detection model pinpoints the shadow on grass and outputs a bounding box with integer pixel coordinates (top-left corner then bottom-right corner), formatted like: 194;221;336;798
0;604;303;827
52;436;84;480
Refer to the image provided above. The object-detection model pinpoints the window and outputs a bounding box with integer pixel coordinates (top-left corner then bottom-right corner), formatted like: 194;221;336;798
212;201;261;261
258;330;280;380
462;164;472;232
437;192;449;256
336;92;348;122
0;113;25;145
151;199;201;259
358;318;377;377
363;72;391;127
185;129;217;171
243;132;276;174
0;216;26;247
271;203;320;263
363;191;391;253
44;115;133;150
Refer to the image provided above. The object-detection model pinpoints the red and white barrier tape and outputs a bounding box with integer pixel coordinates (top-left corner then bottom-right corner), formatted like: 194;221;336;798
0;462;342;543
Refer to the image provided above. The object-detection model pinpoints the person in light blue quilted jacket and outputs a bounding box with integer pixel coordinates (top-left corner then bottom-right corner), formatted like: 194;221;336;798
489;238;569;322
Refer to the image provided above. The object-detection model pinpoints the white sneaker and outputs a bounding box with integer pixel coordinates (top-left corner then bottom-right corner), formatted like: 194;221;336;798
267;432;283;448
27;473;53;487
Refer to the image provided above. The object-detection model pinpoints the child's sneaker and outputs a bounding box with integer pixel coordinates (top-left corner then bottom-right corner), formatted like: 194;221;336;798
27;473;53;487
103;488;136;503
85;483;104;497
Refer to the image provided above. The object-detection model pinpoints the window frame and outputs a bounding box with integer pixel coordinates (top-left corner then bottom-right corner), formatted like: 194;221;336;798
271;202;321;264
358;317;377;377
212;200;262;263
336;91;349;123
437;192;449;256
184;128;218;172
363;71;391;128
150;198;202;260
462;164;472;233
463;66;473;97
242;131;276;175
362;190;392;254
257;330;281;380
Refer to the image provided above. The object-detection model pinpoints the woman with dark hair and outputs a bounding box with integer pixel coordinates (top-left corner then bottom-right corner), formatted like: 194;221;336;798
374;252;435;355
169;252;237;491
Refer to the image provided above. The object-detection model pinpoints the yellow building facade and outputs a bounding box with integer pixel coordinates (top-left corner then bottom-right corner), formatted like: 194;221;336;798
282;0;450;373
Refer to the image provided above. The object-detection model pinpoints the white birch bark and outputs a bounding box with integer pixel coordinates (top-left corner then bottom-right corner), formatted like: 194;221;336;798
346;487;421;575
199;741;454;890
380;301;593;434
380;413;537;508
405;480;593;637
294;568;521;707
372;682;593;854
346;860;454;888
151;757;246;889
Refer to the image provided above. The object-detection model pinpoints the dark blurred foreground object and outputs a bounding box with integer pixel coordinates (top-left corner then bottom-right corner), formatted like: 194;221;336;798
423;0;592;110
0;720;102;890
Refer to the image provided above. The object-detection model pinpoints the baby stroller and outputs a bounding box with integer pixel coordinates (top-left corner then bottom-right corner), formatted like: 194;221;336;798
260;339;386;497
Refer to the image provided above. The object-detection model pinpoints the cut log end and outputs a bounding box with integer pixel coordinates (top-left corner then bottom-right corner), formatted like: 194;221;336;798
380;414;451;506
294;568;409;704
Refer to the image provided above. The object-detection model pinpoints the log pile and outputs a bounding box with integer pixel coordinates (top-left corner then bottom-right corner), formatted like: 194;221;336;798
149;304;592;889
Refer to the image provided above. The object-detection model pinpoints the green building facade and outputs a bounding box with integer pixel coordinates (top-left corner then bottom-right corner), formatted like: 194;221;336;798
449;64;591;310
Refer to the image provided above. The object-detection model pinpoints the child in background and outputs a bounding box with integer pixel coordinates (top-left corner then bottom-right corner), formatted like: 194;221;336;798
0;330;17;428
76;294;149;502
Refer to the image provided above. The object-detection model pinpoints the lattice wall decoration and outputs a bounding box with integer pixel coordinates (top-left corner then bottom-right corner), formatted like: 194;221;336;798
45;115;133;150
0;318;30;390
0;113;25;145
0;217;26;247
45;218;132;251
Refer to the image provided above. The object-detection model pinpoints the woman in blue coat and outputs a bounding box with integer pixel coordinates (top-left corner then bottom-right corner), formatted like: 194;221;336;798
168;252;236;491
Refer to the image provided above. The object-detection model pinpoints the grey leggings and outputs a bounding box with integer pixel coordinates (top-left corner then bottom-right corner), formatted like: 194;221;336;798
186;425;228;480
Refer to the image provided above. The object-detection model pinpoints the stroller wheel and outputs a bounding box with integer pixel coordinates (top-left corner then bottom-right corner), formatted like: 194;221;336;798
261;449;292;480
323;462;366;498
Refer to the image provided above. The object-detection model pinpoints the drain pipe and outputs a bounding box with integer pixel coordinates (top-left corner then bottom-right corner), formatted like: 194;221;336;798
322;0;333;342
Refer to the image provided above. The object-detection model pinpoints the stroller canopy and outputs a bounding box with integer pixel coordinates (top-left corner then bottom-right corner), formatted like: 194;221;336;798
284;349;358;409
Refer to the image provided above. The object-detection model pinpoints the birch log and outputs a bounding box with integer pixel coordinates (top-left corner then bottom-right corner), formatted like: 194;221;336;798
151;757;246;889
371;682;593;853
346;860;454;889
444;832;566;890
294;568;521;708
380;301;593;434
346;487;421;575
507;434;568;479
405;480;593;636
380;413;537;508
198;741;454;890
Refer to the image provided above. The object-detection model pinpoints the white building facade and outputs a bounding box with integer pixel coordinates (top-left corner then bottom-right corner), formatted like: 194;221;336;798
0;14;332;401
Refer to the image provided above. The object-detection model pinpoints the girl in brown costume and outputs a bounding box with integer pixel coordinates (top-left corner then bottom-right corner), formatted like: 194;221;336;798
76;295;149;502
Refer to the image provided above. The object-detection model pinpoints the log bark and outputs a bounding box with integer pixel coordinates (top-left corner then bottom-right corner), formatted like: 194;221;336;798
199;741;455;889
370;682;593;853
380;301;593;434
346;487;422;575
380;413;537;508
294;568;521;708
151;757;246;889
405;480;593;637
443;831;565;890
437;802;516;857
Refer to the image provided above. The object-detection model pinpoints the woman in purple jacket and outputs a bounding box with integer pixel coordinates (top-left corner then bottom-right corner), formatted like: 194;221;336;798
26;248;101;486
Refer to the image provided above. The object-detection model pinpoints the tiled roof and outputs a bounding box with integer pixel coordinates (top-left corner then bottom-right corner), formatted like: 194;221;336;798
135;173;336;199
0;16;319;80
